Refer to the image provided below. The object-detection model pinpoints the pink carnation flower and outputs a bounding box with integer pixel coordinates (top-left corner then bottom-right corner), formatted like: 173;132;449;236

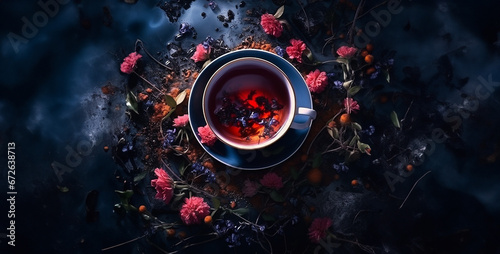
305;69;328;93
242;179;260;197
151;168;174;204
198;125;217;146
343;98;360;114
120;52;142;74
259;172;283;190
286;39;306;63
260;13;283;37
308;217;332;243
180;196;210;225
173;114;189;127
191;44;209;63
336;46;357;58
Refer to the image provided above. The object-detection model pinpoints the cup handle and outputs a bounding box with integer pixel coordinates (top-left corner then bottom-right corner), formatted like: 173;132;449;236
290;107;316;129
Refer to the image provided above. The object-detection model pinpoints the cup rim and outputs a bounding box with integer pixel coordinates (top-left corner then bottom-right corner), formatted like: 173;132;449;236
202;57;296;150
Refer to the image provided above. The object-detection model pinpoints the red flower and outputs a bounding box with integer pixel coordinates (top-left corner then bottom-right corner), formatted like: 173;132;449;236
260;13;283;37
242;179;260;197
343;98;360;114
198;125;217;146
260;172;283;190
191;44;209;63
308;217;332;243
305;69;328;93
151;168;174;204
180;197;210;225
173;114;189;127
286;39;306;63
336;46;357;58
120;52;142;74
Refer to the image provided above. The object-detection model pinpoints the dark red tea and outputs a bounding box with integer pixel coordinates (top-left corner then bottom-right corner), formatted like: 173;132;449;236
204;60;292;146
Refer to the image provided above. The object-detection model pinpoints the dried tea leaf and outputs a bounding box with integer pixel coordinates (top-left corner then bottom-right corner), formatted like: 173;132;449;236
126;90;139;114
274;5;285;19
390;111;401;128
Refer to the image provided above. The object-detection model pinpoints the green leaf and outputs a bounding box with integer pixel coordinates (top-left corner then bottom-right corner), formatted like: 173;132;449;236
342;80;353;89
347;86;361;96
162;94;177;121
212;197;221;210
351;122;362;131
57;185;69;193
115;190;134;206
312;153;322;168
231;208;249;216
390;111;401;128
126;90;139;114
384;70;391;83
201;59;212;70
349;135;359;147
261;213;276;222
133;170;148;183
327;126;339;139
175;90;187;105
269;190;285;202
304;48;313;61
274;5;285;19
357;141;371;154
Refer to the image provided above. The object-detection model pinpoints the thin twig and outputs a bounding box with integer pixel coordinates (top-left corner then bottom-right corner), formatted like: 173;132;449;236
347;0;365;45
132;70;163;94
344;0;389;28
399;171;432;209
296;0;310;34
102;234;146;251
136;39;172;70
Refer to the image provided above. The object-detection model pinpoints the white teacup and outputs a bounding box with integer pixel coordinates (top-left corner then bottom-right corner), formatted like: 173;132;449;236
203;57;316;150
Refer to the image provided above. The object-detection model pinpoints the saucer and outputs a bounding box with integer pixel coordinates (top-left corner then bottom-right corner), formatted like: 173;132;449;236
188;49;313;170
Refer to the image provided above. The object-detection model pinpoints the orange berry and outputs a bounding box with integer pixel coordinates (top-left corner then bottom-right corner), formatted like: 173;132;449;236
138;205;147;213
327;121;336;128
166;228;176;237
204;215;212;224
103;146;109;152
360;50;369;57
307;168;322;185
230;201;237;209
365;43;374;52
406;164;414;172
364;54;374;64
379;95;388;103
333;174;340;180
177;231;187;239
309;206;316;213
351;179;359;186
366;67;376;75
339;33;345;39
300;154;308;162
339;113;351;125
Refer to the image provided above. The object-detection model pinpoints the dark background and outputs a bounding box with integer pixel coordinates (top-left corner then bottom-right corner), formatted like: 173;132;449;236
1;0;500;253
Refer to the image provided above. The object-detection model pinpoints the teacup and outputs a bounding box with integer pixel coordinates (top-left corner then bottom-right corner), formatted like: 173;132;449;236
202;57;316;150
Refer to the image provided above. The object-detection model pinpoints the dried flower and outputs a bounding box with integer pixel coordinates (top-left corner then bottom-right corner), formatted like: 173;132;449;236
308;217;332;243
120;52;142;74
242;179;260;197
343;98;360;114
305;69;328;93
191;44;209;63
260;172;283;190
198;125;217;146
180;197;210;225
173;114;189;127
260;13;283;37
151;168;174;204
286;39;306;63
336;46;357;58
